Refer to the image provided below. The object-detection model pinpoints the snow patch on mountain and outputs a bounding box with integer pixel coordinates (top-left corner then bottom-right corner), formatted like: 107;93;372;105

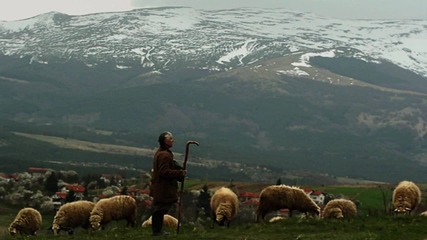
292;50;336;68
217;39;259;65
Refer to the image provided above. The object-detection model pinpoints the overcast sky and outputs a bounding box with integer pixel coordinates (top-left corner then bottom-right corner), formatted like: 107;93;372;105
0;0;426;21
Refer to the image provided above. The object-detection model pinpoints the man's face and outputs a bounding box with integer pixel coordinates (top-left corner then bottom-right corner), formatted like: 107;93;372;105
164;134;174;148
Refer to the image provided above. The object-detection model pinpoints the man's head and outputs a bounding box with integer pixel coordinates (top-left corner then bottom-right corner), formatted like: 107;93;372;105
158;131;174;148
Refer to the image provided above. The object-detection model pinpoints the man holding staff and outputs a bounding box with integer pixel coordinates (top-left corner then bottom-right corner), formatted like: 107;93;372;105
150;131;186;236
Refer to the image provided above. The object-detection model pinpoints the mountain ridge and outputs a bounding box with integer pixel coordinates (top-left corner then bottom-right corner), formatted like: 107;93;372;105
1;7;426;77
0;8;426;183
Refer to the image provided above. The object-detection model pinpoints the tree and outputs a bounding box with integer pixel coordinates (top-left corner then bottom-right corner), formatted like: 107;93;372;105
110;177;117;186
120;186;128;195
83;182;89;199
276;178;282;185
65;189;76;203
45;172;58;195
197;184;211;217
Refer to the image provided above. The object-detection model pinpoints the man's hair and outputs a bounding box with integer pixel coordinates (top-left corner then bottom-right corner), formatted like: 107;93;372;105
158;131;172;146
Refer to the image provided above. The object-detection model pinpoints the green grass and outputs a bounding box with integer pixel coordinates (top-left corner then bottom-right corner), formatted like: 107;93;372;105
319;186;394;215
1;214;427;240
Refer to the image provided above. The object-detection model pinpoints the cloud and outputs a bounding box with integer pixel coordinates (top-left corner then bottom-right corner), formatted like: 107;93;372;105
1;0;426;21
130;0;427;20
0;0;133;21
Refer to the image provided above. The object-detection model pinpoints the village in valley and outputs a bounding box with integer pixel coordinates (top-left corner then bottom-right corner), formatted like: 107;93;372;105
0;166;335;222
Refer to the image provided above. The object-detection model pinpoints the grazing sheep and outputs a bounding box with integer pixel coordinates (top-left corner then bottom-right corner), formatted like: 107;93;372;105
141;214;178;229
51;200;95;235
90;195;137;230
8;207;42;236
210;187;239;228
419;211;427;217
392;180;421;215
256;185;320;223
322;199;357;219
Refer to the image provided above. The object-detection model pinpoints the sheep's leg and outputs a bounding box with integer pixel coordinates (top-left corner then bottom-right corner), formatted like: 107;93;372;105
126;218;136;227
210;214;215;229
256;212;265;223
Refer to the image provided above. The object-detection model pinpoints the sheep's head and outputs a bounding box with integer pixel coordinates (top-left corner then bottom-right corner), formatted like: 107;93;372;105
52;224;60;235
141;218;151;228
312;208;321;218
215;214;226;226
326;207;344;219
394;205;411;215
8;226;18;236
215;202;232;225
90;215;102;230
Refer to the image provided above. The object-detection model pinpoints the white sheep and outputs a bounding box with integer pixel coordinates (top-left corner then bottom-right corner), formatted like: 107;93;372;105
8;207;42;236
210;187;239;228
322;199;357;219
51;200;95;235
90;195;137;230
141;214;178;229
392;180;421;215
256;185;320;223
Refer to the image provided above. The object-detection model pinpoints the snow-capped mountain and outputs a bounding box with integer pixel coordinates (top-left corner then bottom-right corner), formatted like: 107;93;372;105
0;7;426;77
1;7;427;183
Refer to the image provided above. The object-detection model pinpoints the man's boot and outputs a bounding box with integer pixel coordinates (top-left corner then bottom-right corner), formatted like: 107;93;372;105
151;212;165;236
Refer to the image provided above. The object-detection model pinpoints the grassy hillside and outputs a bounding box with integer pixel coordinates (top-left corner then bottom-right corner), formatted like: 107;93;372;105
1;213;427;239
1;181;427;239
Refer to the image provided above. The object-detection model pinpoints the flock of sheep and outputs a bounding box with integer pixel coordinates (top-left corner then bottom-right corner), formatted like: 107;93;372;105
7;180;424;236
8;195;137;236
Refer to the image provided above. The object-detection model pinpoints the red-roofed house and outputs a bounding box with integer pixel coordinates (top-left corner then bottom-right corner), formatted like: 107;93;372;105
63;184;85;193
241;198;259;209
52;192;67;210
239;191;260;210
239;191;260;202
61;184;85;200
0;172;17;182
127;187;151;202
28;167;49;177
303;189;325;206
309;190;325;205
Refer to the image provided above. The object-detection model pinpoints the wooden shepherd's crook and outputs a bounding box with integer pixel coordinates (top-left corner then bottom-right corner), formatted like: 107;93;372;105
176;140;199;234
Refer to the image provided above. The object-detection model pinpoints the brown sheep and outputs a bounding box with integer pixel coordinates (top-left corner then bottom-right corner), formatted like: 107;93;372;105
8;207;42;236
392;180;421;215
210;187;239;228
51;200;95;235
256;185;320;223
141;214;178;229
322;199;357;219
90;195;137;230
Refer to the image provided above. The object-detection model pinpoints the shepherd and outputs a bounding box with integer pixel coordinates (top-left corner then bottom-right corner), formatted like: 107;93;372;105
149;131;188;237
